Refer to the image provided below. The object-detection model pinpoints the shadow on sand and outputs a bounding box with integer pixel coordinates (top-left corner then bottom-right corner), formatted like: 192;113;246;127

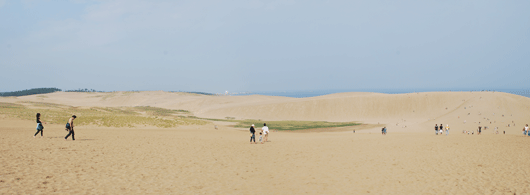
46;137;96;141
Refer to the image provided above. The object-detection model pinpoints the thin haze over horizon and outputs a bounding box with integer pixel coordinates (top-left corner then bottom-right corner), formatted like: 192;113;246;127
1;0;529;93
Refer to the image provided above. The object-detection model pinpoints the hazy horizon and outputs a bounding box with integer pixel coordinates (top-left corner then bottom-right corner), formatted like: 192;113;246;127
1;0;529;93
3;87;530;99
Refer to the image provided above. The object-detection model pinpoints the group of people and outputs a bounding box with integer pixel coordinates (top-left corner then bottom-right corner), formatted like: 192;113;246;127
249;123;269;144
462;126;508;135
34;113;77;141
434;124;450;135
462;127;481;135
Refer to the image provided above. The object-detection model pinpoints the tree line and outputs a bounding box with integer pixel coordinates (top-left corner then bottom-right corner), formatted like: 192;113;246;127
0;88;62;97
64;88;102;92
1;88;213;97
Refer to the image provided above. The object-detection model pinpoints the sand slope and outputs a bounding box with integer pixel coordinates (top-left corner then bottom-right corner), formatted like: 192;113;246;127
2;91;530;194
5;91;529;134
2;119;530;194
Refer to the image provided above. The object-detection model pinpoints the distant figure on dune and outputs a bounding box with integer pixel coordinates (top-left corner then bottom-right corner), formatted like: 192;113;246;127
439;124;443;135
478;126;482;135
249;124;256;144
262;123;269;143
445;124;449;136
382;127;384;135
34;113;46;138
524;124;529;136
65;115;76;141
435;124;439;135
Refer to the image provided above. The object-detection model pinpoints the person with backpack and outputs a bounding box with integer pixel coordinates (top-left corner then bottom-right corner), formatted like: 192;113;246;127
65;115;76;141
34;113;46;138
249;124;256;144
435;124;439;135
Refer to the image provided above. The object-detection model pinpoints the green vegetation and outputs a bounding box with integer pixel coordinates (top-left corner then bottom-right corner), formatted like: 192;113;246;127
64;88;102;92
0;102;207;128
134;106;189;116
0;101;360;131
200;117;361;131
234;120;360;131
21;101;66;108
0;88;61;97
0;102;24;109
0;88;216;97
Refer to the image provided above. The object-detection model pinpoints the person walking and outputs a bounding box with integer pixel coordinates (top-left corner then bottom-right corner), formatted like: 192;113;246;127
383;127;387;135
262;123;269;143
435;124;439;135
439;124;444;135
445;124;450;136
34;113;46;138
478;126;482;135
249;124;256;144
525;124;529;137
65;115;76;141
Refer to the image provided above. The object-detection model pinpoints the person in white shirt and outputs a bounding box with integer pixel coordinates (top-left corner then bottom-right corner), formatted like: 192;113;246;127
445;124;450;136
525;124;529;136
262;123;269;143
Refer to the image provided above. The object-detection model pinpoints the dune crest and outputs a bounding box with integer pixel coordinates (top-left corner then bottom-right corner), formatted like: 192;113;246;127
2;91;529;133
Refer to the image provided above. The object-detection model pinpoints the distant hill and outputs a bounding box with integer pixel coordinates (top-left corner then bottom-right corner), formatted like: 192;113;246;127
0;88;214;97
169;91;214;96
0;88;62;97
64;88;102;92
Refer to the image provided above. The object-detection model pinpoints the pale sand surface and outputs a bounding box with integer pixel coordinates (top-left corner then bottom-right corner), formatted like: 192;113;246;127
2;119;530;194
6;91;530;127
2;91;530;194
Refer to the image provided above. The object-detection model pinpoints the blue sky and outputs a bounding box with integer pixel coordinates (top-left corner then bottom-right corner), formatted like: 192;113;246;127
1;0;529;93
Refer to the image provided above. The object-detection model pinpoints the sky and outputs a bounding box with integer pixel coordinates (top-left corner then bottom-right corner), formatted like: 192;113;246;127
1;0;529;93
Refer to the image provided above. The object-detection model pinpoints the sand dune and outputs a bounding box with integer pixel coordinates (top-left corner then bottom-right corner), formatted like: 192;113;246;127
6;91;530;134
2;91;530;194
2;118;530;194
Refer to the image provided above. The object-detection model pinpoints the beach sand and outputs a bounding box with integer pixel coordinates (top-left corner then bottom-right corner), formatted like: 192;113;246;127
1;91;530;194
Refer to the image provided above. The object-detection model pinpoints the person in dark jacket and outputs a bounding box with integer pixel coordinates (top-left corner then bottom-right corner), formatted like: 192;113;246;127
249;124;256;144
34;113;46;138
